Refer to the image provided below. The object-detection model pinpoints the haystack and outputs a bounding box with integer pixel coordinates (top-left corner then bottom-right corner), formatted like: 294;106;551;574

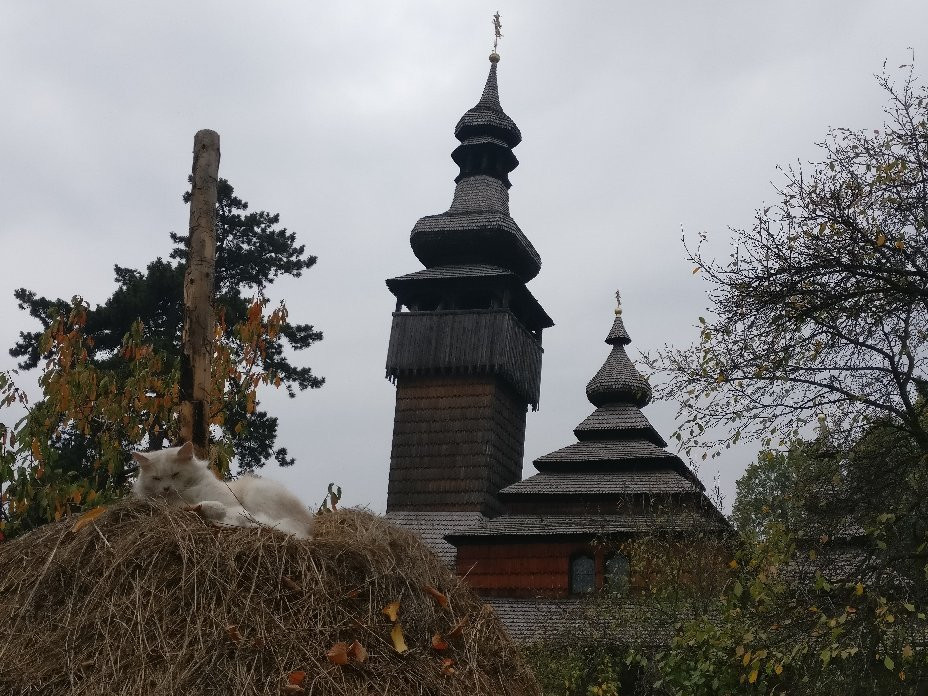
0;501;540;695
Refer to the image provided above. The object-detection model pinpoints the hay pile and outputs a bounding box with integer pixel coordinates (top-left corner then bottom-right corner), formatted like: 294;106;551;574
0;501;540;696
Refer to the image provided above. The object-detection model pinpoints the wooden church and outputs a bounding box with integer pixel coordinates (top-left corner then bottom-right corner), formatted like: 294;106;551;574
384;50;727;641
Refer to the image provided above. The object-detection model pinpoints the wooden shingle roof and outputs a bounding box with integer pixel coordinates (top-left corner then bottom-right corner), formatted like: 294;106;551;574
499;471;700;496
454;62;522;147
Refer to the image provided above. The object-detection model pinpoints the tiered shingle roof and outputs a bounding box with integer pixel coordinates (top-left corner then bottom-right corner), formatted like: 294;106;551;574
448;294;727;546
406;56;543;284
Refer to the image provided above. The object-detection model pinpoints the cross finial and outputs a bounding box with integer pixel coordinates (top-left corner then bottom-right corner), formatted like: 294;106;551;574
492;11;503;54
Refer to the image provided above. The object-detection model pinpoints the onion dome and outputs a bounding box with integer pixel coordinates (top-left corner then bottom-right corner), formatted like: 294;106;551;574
409;55;541;282
531;293;695;480
585;309;653;408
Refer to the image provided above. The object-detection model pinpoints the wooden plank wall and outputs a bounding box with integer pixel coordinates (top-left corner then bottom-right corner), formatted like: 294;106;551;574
386;375;526;516
385;309;543;408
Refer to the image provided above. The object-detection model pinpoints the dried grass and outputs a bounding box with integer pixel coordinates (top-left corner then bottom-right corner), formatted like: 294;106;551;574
0;500;540;696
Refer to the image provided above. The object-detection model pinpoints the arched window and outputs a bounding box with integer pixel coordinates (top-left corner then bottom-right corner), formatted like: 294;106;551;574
605;552;630;593
569;554;595;594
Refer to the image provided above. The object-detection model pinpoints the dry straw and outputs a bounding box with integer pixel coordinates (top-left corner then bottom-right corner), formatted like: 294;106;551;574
0;500;539;695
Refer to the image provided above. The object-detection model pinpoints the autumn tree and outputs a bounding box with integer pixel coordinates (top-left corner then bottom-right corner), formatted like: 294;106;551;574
1;180;322;538
638;64;928;692
645;66;928;461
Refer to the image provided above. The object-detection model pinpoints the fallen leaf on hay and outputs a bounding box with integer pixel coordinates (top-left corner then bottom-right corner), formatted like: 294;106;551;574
73;506;105;532
424;584;448;608
348;640;368;663
391;623;409;653
344;588;361;599
326;642;349;665
281;576;301;592
431;633;449;651
226;625;242;643
382;600;400;622
280;686;304;695
287;671;306;685
441;658;456;676
448;617;469;638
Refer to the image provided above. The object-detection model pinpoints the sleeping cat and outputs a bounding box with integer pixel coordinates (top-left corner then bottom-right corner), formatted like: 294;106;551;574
131;442;314;539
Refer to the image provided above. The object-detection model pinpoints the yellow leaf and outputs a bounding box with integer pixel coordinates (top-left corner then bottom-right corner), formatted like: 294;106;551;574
895;240;905;250
391;623;409;653
775;663;783;675
876;233;886;246
73;506;105;532
382;600;400;622
742;651;751;666
855;582;864;595
902;644;913;659
748;669;758;684
728;559;738;569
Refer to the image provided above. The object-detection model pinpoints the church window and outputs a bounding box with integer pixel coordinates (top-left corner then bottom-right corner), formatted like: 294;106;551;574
605;552;630;593
569;554;595;594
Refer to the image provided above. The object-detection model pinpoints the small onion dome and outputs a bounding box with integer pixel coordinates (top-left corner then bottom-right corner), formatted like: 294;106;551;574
454;62;522;148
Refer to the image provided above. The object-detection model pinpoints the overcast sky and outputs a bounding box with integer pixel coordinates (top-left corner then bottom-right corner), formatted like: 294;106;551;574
2;2;927;513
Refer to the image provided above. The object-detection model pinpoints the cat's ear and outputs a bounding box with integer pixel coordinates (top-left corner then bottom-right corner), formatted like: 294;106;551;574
177;442;195;461
131;452;151;469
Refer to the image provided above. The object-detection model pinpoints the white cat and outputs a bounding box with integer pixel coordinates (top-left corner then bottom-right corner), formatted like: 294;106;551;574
131;442;314;539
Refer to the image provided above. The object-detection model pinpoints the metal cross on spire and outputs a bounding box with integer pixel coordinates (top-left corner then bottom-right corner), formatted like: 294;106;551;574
492;11;503;53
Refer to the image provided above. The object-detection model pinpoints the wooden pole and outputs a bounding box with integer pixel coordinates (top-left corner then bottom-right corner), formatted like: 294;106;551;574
180;129;220;458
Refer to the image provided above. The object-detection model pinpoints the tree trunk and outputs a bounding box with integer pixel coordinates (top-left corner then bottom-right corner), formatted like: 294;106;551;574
180;129;220;459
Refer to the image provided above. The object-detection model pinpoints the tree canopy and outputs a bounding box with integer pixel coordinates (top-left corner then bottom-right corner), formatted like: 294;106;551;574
1;179;322;537
644;66;928;460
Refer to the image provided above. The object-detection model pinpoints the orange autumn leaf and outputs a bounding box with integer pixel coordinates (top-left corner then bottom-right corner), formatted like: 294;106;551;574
424;584;448;608
431;633;449;651
73;506;105;532
226;625;242;643
448;617;469;638
441;658;456;676
391;623;409;653
348;640;368;663
382;600;400;622
326;642;349;665
287;671;306;685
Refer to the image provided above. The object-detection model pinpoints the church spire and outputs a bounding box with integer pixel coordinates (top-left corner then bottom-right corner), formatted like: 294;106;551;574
408;51;541;281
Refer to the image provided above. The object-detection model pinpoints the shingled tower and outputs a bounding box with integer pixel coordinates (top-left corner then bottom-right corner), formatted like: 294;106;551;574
384;53;552;541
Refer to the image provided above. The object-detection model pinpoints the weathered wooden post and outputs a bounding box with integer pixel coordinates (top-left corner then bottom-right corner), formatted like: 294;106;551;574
180;129;220;458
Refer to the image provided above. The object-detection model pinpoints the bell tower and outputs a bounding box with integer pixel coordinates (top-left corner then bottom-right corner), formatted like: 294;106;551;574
384;51;552;520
